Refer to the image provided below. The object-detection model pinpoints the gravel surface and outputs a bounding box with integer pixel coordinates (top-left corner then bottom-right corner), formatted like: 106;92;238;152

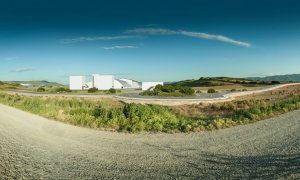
0;103;299;179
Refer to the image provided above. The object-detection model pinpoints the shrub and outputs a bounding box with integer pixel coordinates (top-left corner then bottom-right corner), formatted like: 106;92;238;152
88;87;98;93
108;88;116;94
56;87;71;93
37;87;46;92
271;81;281;84
207;88;217;93
178;86;195;95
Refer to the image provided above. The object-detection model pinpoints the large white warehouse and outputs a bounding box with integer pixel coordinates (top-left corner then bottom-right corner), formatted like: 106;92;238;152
69;76;85;90
93;74;114;90
69;74;146;90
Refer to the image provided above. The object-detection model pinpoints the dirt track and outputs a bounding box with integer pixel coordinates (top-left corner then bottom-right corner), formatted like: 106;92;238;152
0;103;299;179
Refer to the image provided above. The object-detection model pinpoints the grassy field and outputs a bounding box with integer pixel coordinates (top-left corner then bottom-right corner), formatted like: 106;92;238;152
1;85;300;133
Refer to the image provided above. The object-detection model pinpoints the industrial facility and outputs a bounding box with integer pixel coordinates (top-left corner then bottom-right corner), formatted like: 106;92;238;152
69;74;163;91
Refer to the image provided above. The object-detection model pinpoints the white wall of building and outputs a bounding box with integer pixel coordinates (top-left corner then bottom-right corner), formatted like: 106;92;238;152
93;74;114;90
69;76;85;90
142;82;164;91
120;78;140;88
69;74;147;90
114;79;123;89
83;81;93;90
119;78;133;86
132;81;140;88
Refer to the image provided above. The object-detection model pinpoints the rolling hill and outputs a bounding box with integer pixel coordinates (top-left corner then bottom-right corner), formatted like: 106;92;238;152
171;77;281;87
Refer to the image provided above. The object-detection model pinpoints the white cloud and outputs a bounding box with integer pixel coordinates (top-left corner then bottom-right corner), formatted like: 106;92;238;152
125;28;177;35
10;67;36;73
125;28;251;47
62;35;137;44
103;46;139;50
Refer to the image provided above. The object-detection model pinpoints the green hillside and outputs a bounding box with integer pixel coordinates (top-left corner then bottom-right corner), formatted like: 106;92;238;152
172;77;281;87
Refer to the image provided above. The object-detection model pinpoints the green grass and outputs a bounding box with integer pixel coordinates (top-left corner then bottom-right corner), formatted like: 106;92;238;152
1;92;300;133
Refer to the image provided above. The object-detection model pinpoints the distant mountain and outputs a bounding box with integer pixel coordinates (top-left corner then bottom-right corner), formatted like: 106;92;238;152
10;80;63;87
248;74;300;82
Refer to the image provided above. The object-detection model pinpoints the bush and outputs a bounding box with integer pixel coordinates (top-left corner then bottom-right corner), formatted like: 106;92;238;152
88;87;98;93
56;87;71;93
108;88;116;94
271;81;281;84
37;87;46;92
178;86;195;95
207;88;217;93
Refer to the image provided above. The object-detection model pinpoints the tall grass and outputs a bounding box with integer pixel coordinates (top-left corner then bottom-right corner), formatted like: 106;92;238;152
1;92;300;132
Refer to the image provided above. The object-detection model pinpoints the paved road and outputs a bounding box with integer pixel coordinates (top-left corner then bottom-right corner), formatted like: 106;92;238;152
0;103;299;179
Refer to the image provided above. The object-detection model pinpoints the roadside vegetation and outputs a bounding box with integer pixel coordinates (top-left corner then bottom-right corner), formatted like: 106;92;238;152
140;84;195;97
1;85;300;133
88;87;118;94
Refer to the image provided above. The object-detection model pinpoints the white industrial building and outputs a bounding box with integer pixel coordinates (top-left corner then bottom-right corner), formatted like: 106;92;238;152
93;74;114;90
69;76;85;90
142;82;164;91
69;74;163;91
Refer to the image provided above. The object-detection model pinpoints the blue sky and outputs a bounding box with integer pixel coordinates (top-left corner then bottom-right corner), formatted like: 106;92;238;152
1;0;300;84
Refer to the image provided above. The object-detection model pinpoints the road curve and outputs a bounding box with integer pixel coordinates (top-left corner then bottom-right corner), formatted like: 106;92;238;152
5;83;300;106
0;104;299;179
116;83;300;105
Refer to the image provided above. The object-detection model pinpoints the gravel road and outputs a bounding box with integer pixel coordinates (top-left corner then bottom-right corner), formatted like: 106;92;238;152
0;103;299;179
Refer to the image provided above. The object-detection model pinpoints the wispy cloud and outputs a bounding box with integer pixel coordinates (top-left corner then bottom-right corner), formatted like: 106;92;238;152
62;35;137;44
4;56;18;61
125;28;251;47
103;45;139;50
10;67;36;73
